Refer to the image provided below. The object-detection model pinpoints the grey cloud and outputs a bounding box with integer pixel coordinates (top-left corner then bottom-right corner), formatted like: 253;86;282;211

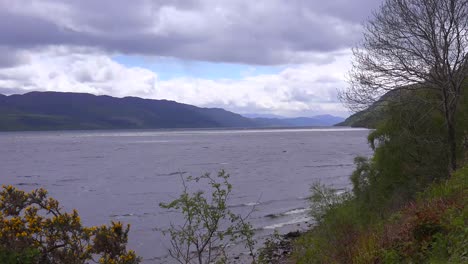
0;46;30;68
0;0;382;65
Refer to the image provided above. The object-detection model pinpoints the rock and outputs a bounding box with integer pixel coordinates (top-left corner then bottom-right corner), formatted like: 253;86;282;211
284;230;301;239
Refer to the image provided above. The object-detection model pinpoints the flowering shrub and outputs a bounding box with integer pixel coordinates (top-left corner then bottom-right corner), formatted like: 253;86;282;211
0;185;140;264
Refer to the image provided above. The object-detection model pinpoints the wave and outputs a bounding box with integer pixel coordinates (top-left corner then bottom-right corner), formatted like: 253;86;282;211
80;155;105;159
56;178;81;183
335;189;348;195
110;212;156;218
264;213;281;219
284;208;309;215
110;213;135;218
263;216;311;230
131;140;172;143
16;182;39;186
304;163;354;168
17;175;40;178
264;207;309;219
229;196;308;209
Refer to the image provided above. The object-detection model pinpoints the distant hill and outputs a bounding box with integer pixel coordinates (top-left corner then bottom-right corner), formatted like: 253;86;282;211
249;114;345;127
0;92;258;131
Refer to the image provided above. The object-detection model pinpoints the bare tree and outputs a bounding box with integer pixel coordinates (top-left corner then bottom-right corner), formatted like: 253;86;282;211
342;0;468;171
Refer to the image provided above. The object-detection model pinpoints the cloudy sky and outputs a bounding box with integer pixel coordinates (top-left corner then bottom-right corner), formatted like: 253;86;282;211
0;0;382;117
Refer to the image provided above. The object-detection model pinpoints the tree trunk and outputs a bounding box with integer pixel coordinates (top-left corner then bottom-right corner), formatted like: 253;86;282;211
442;87;458;173
447;118;458;172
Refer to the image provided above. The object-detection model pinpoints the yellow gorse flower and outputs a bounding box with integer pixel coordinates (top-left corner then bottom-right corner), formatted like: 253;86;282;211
0;185;140;264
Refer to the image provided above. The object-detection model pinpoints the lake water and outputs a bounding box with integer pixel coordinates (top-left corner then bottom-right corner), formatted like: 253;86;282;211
0;128;372;262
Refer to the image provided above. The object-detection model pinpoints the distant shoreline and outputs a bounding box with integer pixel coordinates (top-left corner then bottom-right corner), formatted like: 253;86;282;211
0;126;367;134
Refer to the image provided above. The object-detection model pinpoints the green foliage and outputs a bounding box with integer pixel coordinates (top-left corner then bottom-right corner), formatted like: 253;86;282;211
159;170;256;264
418;167;468;263
0;247;40;264
374;167;467;263
308;182;352;224
293;184;365;263
349;85;468;211
369;95;447;197
0;185;140;264
419;166;468;201
298;203;362;263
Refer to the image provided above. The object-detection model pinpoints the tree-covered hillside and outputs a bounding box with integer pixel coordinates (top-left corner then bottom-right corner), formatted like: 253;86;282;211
0;92;258;131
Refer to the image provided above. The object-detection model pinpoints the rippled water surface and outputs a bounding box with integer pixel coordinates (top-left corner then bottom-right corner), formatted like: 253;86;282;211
0;128;372;262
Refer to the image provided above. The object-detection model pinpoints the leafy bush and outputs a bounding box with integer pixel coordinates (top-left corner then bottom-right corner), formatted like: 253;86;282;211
159;170;256;264
0;185;140;264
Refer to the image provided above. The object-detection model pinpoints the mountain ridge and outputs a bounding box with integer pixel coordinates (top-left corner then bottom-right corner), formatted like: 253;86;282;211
0;92;345;131
0;91;257;131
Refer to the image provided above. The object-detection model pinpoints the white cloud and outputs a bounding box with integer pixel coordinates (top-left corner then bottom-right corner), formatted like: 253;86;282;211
0;48;352;117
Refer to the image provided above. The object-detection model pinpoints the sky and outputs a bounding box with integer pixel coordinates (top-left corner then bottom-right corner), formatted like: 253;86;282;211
0;0;382;117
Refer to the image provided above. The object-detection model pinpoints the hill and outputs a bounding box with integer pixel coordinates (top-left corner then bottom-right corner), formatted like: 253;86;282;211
0;92;258;131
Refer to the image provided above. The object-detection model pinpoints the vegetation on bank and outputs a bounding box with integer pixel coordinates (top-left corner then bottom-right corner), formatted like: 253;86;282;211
292;0;468;261
293;164;467;264
292;61;467;264
290;3;468;261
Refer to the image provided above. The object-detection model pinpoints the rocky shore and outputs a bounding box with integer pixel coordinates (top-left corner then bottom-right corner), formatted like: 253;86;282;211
229;229;304;264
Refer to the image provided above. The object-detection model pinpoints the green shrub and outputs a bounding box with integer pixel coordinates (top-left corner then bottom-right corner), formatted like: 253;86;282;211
159;170;256;264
